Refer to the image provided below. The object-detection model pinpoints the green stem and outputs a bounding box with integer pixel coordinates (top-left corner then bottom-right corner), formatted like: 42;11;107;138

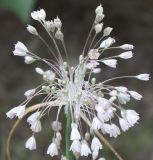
66;111;74;160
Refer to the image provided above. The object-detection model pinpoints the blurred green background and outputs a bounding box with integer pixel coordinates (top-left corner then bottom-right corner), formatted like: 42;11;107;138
0;0;153;160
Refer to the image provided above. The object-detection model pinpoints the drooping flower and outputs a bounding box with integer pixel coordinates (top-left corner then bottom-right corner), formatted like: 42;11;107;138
6;105;25;119
25;135;36;150
121;110;139;127
119;118;131;132
91;117;102;130
70;123;81;140
80;140;91;157
107;123;121;138
30;120;42;133
27;111;40;125
47;142;58;157
70;140;81;154
24;89;36;99
91;136;102;151
92;150;99;160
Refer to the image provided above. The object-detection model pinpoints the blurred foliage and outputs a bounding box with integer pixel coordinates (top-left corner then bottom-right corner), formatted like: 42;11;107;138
0;0;37;23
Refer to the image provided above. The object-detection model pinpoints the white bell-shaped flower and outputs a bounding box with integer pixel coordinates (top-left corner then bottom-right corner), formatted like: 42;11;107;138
91;136;102;151
47;142;58;157
70;123;81;140
25;135;36;150
121;110;139;127
107;123;121;138
70;140;81;153
13;41;28;56
119;118;130;132
102;59;117;68
80;140;91;157
24;88;36;99
92;150;99;160
118;92;130;104
31;9;46;22
136;74;150;81
27;111;40;125
6;105;25;119
91;117;101;130
30;120;42;133
118;51;133;59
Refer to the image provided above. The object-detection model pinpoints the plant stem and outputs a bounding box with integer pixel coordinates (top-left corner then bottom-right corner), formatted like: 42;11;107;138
66;111;73;160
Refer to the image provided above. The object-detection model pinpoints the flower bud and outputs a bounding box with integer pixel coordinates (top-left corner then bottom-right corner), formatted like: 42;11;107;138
54;16;62;28
45;20;55;32
119;44;134;50
91;77;96;84
95;4;103;15
118;51;133;59
27;25;38;35
24;56;36;64
103;27;113;37
100;37;115;48
35;67;44;75
95;13;104;23
95;23;103;34
55;29;64;40
85;132;90;141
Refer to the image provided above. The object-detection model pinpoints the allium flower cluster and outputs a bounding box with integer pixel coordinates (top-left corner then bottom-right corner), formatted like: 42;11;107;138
7;5;149;160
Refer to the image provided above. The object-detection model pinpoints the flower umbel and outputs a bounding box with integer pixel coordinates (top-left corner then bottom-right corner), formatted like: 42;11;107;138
7;3;149;160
